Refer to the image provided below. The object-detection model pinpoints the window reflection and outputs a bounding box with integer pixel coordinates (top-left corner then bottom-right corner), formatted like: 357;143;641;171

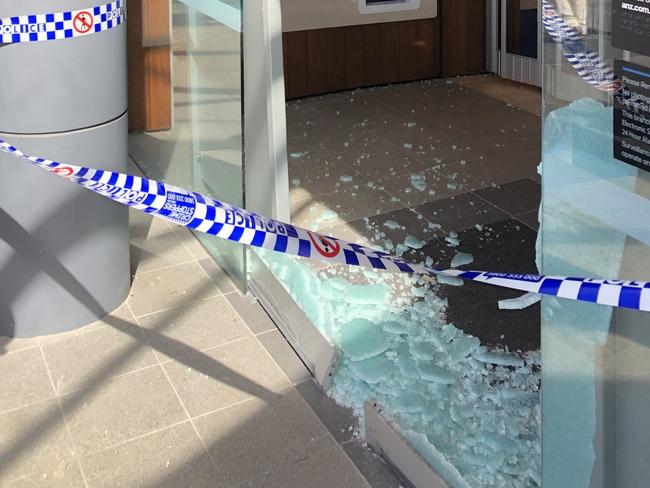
506;0;539;58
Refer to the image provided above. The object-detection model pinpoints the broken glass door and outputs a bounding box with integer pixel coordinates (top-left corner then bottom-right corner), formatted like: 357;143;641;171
542;1;650;486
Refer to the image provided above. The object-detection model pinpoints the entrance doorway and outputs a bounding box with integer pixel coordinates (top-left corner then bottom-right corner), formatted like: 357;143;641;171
490;0;542;86
272;4;544;487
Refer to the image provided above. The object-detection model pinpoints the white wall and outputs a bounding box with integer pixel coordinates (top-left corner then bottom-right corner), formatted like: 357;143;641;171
281;0;437;32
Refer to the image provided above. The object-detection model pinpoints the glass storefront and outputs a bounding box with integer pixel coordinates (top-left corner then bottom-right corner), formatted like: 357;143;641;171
542;1;650;486
128;1;650;486
129;0;246;289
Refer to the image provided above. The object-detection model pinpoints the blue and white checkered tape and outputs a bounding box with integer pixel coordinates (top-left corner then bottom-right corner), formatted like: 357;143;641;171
2;138;649;313
0;0;124;44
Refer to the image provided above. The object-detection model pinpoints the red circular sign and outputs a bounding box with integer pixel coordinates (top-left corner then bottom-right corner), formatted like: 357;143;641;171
53;166;74;177
73;11;94;34
308;232;341;258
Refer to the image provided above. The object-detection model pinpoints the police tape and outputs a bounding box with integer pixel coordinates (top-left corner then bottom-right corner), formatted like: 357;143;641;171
542;0;644;110
1;139;649;313
0;0;124;45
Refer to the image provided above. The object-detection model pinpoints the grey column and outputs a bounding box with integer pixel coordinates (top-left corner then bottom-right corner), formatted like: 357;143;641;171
0;0;129;337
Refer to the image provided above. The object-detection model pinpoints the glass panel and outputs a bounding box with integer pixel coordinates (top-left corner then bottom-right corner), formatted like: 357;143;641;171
506;0;539;58
259;79;543;485
129;0;246;289
542;1;650;486
184;0;245;289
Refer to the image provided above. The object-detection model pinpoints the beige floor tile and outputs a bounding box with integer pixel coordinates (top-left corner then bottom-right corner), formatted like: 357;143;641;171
37;303;133;345
223;293;277;335
81;422;218;488
129;208;173;240
7;470;85;488
0;348;54;413
60;366;186;456
0;336;38;355
197;258;237;295
163;337;290;417
194;388;334;487
130;228;195;275
42;319;157;395
0;400;83;487
138;296;251;363
239;445;370;488
128;262;221;318
173;225;212;261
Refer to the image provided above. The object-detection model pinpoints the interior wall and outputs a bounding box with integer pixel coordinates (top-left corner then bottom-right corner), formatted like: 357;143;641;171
283;0;486;99
281;0;437;32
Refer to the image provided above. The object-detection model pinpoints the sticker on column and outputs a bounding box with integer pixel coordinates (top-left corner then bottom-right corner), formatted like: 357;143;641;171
73;11;95;35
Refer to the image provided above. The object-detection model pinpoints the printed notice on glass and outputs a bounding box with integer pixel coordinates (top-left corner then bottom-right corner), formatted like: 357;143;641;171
612;0;650;55
614;60;650;172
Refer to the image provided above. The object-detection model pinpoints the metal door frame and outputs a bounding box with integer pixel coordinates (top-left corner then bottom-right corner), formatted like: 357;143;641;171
243;0;339;387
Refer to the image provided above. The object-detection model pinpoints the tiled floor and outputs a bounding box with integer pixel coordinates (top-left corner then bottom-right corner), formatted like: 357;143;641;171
287;75;542;351
0;74;541;487
0;202;399;487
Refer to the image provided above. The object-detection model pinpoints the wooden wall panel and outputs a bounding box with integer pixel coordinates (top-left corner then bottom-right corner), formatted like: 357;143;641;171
361;24;385;86
127;0;172;131
344;27;366;88
440;0;486;77
325;28;347;91
283;31;309;98
283;18;442;99
380;22;402;82
283;2;485;99
415;19;437;77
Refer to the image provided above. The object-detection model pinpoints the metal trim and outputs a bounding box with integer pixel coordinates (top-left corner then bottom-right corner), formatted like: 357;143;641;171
364;400;451;488
248;252;340;389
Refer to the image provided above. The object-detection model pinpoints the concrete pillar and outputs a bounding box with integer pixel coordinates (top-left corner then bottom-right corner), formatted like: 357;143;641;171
0;0;129;337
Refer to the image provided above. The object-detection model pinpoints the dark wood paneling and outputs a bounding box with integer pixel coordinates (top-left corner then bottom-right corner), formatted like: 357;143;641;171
361;24;385;86
344;27;366;88
283;3;486;99
380;22;401;82
305;30;330;95
283;31;308;98
283;18;443;99
440;0;486;77
415;19;437;78
326;28;347;91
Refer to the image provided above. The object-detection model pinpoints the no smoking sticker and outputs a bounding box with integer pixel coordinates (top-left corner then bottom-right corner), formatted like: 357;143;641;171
73;11;94;34
308;232;341;258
